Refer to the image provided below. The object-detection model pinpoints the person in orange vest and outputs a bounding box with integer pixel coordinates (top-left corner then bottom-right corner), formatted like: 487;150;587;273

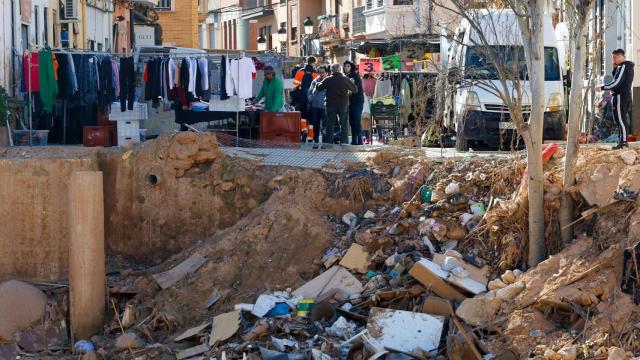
292;57;319;121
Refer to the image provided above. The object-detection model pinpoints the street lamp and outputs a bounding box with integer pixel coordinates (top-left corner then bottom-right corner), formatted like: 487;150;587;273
277;25;287;43
257;34;266;51
303;17;314;35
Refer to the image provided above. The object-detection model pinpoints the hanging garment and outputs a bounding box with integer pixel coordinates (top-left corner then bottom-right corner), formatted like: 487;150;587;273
224;57;236;98
229;57;256;99
97;56;115;110
197;57;209;92
168;58;176;89
208;58;220;93
119;56;136;111
71;54;98;107
55;52;76;99
111;59;120;97
23;52;40;92
220;55;229;100
188;58;198;98
38;47;58;113
362;76;376;98
373;75;393;98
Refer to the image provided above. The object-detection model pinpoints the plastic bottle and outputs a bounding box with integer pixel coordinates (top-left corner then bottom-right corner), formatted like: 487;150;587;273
420;185;432;203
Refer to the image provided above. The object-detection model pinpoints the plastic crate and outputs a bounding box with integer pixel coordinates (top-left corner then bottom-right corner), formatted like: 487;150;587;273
116;120;140;146
109;102;148;121
12;130;49;146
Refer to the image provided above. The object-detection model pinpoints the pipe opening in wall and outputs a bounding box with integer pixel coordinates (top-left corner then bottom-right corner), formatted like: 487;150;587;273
146;173;159;186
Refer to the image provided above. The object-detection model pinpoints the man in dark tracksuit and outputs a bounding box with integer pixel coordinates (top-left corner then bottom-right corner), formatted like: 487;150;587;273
597;48;634;149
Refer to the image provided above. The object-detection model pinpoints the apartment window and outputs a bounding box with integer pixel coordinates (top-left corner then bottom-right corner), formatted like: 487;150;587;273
392;0;412;4
376;0;383;7
365;0;372;9
35;6;40;45
223;21;228;49
156;0;171;10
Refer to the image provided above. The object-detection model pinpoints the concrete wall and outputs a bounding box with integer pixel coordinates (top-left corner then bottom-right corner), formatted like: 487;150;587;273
0;154;99;281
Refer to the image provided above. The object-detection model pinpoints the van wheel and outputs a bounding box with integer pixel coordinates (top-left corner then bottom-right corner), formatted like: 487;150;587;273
456;133;469;151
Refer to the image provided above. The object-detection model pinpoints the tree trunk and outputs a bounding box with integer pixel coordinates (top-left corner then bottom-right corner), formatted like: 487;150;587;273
524;1;547;267
559;2;593;244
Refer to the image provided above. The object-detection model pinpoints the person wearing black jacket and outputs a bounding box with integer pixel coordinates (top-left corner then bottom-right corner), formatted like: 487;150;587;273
343;61;364;145
317;63;357;144
597;48;635;149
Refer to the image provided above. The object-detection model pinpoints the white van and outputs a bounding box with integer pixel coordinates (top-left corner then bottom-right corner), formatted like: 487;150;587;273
443;9;566;151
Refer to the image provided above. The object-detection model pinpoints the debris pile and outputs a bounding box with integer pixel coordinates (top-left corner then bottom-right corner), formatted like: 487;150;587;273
4;135;640;359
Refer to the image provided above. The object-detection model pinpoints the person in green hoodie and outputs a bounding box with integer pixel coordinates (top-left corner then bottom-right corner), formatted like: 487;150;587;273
255;66;284;112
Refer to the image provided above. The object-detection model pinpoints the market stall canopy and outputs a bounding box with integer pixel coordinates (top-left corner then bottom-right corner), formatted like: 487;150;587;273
353;36;441;55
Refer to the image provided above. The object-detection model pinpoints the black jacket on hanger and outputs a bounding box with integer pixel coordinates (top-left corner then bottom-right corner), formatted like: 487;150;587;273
220;55;229;100
119;56;136;111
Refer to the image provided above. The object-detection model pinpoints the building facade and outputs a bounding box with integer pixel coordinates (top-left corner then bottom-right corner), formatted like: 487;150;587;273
155;0;199;47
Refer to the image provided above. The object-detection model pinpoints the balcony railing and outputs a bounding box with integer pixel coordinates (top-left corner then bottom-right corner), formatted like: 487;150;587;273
352;6;365;35
318;15;341;43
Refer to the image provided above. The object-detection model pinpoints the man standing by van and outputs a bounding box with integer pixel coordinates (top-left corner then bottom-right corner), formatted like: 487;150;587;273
597;49;635;149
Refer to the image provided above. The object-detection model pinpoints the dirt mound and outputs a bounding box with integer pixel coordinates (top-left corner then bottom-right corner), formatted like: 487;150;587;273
131;169;334;328
99;132;278;261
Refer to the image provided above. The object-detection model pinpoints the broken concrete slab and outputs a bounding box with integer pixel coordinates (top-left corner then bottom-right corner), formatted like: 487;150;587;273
577;163;623;207
621;150;637;165
176;343;210;360
152;254;207;289
455;296;503;327
292;266;363;301
339;244;370;273
0;280;48;341
209;310;240;346
174;323;209;342
408;259;467;301
367;307;445;353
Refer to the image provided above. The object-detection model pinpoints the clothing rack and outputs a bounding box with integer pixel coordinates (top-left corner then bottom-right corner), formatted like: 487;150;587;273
22;47;285;147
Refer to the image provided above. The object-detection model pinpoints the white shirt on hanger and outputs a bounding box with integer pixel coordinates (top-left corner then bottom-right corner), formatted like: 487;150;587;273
198;57;209;91
188;57;198;95
225;57;236;96
229;57;256;99
168;59;176;88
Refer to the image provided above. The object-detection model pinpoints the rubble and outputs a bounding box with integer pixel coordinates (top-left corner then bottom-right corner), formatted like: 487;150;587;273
0;280;47;341
7;135;640;359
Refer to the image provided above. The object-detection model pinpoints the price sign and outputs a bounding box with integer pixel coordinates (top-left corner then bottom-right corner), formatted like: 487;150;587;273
359;58;382;75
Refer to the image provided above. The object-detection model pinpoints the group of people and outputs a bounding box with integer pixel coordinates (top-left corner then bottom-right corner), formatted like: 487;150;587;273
255;56;366;145
293;57;365;145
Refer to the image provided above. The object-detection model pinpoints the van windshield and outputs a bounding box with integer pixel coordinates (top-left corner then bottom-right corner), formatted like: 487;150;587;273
464;46;561;81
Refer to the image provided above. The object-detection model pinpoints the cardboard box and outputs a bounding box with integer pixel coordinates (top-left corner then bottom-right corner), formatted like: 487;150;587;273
409;259;467;302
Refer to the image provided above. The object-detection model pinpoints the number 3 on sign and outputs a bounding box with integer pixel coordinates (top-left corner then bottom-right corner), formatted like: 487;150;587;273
359;58;381;75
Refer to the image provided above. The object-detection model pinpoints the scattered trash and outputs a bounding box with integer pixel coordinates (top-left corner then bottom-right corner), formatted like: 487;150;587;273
176;343;210;360
326;316;357;338
367;307;444;353
174;323;209;342
342;212;358;228
271;336;298;351
74;340;96;354
209;310;240;346
292;266;363;301
339;244;370;273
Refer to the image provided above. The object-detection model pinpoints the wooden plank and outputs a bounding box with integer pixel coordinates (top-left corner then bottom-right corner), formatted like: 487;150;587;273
152;254;207;289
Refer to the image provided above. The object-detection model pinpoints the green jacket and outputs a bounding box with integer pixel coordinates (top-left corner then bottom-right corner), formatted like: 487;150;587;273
256;76;284;112
38;46;58;113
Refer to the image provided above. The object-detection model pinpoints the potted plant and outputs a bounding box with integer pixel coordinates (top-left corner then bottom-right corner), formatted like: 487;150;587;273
0;86;9;146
